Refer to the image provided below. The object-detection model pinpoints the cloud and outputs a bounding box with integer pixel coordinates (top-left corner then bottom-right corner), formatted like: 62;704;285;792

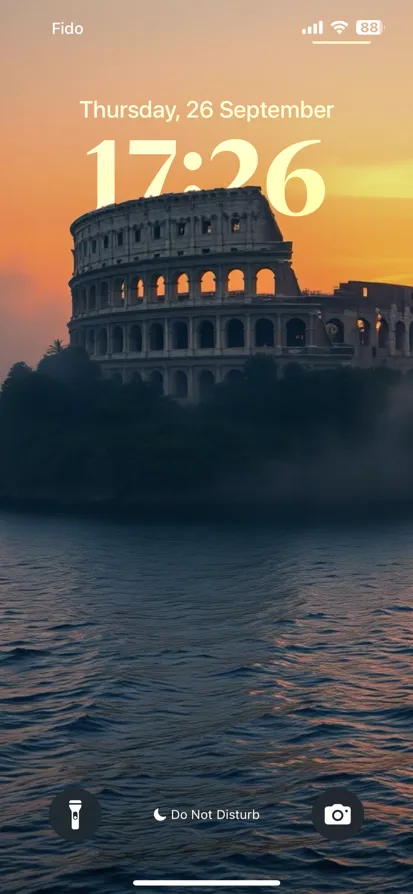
0;270;69;382
325;160;413;199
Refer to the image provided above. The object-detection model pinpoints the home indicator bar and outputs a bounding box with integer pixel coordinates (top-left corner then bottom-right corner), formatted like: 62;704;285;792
133;883;281;888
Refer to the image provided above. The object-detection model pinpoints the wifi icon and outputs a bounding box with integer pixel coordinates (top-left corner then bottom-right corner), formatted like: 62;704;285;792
330;20;349;34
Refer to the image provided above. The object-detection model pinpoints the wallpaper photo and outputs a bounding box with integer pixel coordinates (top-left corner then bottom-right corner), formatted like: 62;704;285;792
2;3;413;894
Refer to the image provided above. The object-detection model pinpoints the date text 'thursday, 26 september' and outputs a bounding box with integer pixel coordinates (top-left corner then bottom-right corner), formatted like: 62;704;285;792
79;100;335;123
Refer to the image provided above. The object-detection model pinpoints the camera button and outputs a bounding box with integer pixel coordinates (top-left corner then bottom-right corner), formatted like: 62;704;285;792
312;787;364;841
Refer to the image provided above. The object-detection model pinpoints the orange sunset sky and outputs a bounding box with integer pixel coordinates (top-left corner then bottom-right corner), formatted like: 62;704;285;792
0;0;412;378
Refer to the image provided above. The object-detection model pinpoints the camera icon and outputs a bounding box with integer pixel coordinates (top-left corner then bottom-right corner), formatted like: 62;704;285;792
313;788;363;840
324;804;352;825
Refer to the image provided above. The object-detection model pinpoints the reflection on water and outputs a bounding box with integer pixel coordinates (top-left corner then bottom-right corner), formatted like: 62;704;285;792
1;513;413;893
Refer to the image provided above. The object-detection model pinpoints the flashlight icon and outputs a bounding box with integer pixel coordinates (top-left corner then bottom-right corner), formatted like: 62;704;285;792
68;799;82;831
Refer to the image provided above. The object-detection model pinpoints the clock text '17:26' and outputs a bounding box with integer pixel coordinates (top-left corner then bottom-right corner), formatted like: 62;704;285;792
88;139;325;217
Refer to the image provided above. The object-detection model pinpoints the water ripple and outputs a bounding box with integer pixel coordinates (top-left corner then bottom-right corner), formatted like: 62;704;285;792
1;514;413;892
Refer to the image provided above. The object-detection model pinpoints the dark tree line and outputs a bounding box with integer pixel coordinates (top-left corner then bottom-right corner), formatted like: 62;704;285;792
0;346;412;514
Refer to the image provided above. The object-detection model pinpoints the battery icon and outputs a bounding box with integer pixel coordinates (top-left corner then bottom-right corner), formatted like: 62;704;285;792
356;20;384;35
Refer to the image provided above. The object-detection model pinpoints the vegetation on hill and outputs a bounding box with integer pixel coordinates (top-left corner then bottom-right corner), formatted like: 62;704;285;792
0;346;412;515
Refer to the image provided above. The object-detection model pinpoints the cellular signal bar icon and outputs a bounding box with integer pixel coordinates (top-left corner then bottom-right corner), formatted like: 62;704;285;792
302;20;324;35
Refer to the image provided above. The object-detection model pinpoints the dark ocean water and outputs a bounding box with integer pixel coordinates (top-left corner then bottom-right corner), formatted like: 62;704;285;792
1;512;413;894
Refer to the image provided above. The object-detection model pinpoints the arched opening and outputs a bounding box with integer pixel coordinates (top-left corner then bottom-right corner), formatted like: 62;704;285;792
377;315;389;348
255;268;276;296
176;273;189;296
72;292;79;317
225;369;244;384
87;329;95;354
149;370;164;394
114;279;125;307
112;326;124;354
198;320;215;349
156;276;165;299
410;322;413;353
129;325;142;353
88;285;97;311
227;269;245;293
226;318;245;348
286;318;306;347
130;371;142;384
135;278;144;302
231;214;240;232
326;318;344;344
174;370;188;398
200;271;216;294
395;320;405;351
198;369;215;400
149;322;164;351
80;289;86;312
97;328;108;355
99;281;109;309
255;318;274;347
357;318;370;346
172;321;188;350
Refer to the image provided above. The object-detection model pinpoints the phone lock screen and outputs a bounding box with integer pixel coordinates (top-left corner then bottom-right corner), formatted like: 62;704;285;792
1;2;413;893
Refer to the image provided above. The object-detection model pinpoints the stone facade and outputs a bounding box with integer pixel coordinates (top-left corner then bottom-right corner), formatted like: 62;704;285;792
68;187;413;399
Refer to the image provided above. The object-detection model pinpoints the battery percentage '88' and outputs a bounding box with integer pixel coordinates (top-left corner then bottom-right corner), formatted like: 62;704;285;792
88;139;326;217
356;19;384;34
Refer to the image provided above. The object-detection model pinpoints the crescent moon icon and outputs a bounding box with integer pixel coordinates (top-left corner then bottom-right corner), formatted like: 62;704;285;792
153;807;167;822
